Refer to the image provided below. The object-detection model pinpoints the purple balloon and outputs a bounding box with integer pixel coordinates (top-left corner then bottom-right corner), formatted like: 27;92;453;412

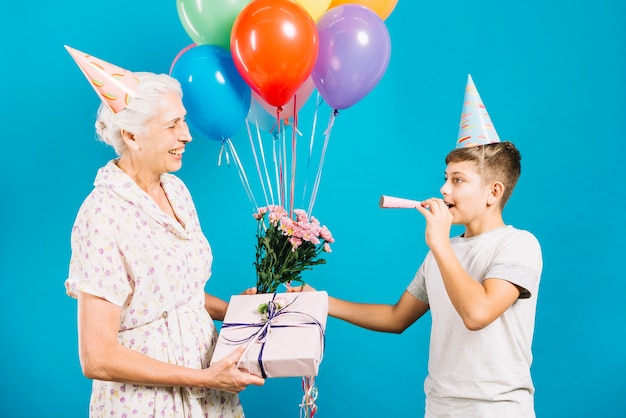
312;5;391;110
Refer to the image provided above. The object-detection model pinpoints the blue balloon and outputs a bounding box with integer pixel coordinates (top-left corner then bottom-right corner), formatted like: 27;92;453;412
171;44;251;141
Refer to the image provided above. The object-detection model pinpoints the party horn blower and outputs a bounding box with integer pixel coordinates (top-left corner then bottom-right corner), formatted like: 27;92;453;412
379;195;422;209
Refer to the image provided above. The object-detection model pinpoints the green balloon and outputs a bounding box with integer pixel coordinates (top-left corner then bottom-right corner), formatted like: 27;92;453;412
176;0;251;49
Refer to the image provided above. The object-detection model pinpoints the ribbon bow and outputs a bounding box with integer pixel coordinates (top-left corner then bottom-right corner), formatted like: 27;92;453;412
220;293;325;378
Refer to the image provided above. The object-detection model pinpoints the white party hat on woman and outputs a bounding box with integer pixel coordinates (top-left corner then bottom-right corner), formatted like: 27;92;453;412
65;45;140;113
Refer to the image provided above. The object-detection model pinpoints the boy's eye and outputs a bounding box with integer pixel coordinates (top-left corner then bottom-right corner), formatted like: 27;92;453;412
445;177;463;183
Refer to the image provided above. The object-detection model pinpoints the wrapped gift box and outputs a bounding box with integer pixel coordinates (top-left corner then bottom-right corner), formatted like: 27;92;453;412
210;291;328;378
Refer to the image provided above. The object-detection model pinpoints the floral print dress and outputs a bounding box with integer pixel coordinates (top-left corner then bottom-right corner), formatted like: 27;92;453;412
66;160;243;418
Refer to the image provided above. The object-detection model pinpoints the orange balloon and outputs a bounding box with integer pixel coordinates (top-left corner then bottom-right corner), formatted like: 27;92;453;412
294;0;332;21
231;0;319;107
328;0;397;20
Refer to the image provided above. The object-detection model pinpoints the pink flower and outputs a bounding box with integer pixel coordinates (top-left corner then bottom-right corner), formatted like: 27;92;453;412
268;212;283;225
319;226;334;243
269;205;288;216
299;220;321;237
301;230;320;245
273;296;288;308
279;217;296;236
252;207;267;220
294;209;308;223
288;236;303;250
254;205;334;293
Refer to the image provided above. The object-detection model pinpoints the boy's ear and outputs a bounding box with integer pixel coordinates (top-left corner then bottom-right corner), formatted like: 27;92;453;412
487;181;505;206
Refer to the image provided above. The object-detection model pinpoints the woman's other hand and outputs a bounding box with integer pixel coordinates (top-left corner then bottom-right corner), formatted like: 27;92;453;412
204;346;265;393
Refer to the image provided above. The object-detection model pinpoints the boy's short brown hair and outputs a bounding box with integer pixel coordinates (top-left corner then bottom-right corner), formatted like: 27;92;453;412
445;141;521;208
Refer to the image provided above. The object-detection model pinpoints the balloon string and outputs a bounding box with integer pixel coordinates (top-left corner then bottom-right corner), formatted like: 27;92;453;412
272;132;281;207
281;123;288;209
276;107;285;208
307;109;337;216
254;117;276;205
225;138;258;211
217;141;231;167
301;92;322;207
300;376;319;418
289;95;298;217
245;119;269;207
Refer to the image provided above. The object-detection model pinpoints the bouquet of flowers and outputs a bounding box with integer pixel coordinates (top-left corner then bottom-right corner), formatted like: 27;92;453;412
253;205;334;294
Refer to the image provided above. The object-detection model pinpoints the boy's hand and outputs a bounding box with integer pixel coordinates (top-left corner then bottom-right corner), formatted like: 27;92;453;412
240;287;257;295
285;283;316;293
416;198;453;250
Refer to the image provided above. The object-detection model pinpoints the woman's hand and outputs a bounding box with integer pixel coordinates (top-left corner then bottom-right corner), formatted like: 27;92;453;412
203;346;265;393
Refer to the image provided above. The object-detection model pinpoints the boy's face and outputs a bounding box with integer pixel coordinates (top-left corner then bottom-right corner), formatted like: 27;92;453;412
440;160;492;225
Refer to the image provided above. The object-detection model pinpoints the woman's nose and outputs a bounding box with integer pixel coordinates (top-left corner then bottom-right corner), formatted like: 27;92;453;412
179;130;192;143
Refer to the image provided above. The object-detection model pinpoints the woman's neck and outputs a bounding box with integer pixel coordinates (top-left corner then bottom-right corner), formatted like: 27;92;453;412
116;157;161;197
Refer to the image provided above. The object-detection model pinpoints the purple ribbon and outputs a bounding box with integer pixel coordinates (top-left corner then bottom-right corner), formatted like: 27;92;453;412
221;294;326;378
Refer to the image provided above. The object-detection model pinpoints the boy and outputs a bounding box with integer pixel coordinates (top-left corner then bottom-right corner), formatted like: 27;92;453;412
300;76;542;417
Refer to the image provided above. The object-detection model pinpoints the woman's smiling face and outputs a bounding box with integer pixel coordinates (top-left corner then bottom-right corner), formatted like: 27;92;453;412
133;91;192;175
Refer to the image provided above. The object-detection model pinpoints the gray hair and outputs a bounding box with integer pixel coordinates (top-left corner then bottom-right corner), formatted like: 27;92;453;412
95;73;183;155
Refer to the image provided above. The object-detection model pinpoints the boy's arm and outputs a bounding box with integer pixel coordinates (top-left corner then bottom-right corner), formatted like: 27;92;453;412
204;287;257;321
205;292;228;321
329;290;429;334
416;198;519;330
429;242;520;330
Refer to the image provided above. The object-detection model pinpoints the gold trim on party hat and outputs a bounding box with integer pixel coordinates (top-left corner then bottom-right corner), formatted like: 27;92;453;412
65;45;140;113
456;74;500;148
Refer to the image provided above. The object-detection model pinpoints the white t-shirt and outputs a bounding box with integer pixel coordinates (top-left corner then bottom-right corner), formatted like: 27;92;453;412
407;226;542;418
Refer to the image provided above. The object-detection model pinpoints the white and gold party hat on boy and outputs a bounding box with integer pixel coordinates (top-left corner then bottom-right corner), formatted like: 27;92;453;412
456;74;501;148
65;45;140;113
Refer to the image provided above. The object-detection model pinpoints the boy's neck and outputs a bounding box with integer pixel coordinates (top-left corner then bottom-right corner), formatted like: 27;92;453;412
463;215;506;238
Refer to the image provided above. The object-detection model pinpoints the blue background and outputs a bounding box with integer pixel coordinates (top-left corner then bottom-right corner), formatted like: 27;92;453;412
2;0;625;416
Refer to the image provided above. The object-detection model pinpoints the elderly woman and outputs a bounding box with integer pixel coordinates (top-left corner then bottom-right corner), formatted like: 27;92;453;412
65;66;264;417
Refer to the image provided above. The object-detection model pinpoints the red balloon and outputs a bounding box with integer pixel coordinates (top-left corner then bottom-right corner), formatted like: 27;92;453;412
231;0;318;108
253;76;315;120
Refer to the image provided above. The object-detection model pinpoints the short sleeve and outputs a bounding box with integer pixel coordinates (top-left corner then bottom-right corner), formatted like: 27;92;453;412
65;203;132;306
407;256;430;304
486;230;542;299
